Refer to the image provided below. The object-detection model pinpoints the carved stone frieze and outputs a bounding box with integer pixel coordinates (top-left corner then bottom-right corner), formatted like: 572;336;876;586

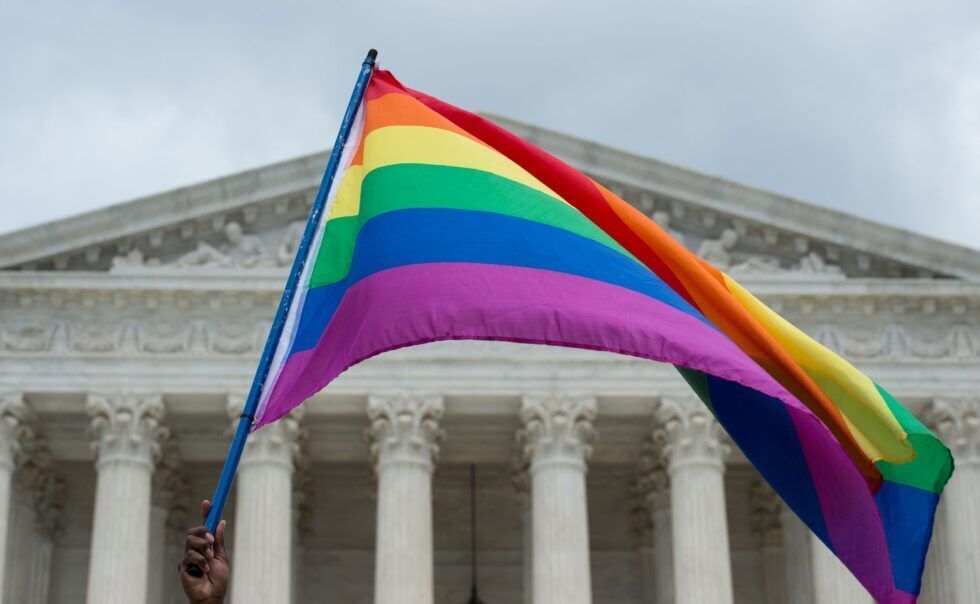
277;221;305;267
139;321;192;354
70;323;120;353
595;174;943;279
728;255;782;275
697;229;739;269
174;221;275;269
652;211;686;246
209;321;264;355
1;315;978;364
109;219;306;273
795;251;842;275
1;278;979;374
1;323;54;353
0;316;275;357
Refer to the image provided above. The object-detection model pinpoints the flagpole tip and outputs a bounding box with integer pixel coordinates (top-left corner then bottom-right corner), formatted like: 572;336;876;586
367;49;378;63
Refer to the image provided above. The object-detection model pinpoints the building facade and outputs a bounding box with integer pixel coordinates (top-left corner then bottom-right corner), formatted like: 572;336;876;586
0;117;977;603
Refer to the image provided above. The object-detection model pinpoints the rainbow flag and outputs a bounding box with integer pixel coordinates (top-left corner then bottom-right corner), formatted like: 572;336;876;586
256;69;952;602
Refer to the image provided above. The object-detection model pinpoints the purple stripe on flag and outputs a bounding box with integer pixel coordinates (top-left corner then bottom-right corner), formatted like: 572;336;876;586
260;261;814;427
787;405;901;601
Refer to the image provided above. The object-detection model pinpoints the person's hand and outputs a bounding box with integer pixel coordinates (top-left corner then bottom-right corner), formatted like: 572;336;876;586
179;500;229;604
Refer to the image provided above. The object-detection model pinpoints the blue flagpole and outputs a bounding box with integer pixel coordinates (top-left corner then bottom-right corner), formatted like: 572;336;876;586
201;49;378;537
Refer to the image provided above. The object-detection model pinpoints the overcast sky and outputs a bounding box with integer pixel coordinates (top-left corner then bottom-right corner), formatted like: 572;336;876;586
1;1;977;249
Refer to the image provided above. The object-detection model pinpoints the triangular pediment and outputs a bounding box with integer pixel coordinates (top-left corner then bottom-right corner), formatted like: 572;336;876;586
0;153;329;274
1;118;977;281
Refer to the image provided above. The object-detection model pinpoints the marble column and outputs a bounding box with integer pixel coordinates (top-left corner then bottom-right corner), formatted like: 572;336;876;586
229;395;304;604
4;495;35;603
649;485;673;604
367;393;444;604
923;396;980;603
636;439;673;604
147;503;168;604
918;502;952;603
779;506;814;604
750;480;787;604
0;392;30;599
164;501;189;604
630;475;656;604
17;439;64;604
511;458;533;604
654;395;733;604
629;500;656;604
149;443;186;604
26;537;54;604
810;534;873;603
518;393;597;604
86;392;167;604
292;454;313;604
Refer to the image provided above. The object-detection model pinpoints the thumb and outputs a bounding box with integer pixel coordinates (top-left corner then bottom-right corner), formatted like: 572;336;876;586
213;519;228;558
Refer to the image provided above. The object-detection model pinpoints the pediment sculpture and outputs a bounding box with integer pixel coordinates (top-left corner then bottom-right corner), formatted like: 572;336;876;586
174;222;275;269
109;220;307;273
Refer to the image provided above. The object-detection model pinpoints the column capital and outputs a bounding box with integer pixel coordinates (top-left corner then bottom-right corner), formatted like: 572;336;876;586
636;438;671;512
921;395;980;463
228;392;304;471
518;393;597;472
0;392;33;468
86;392;167;468
18;439;66;539
292;452;314;537
654;395;729;473
749;478;783;548
366;392;444;472
510;449;531;509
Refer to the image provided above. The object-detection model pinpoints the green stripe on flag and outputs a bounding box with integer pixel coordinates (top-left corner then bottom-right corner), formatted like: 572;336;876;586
310;163;640;287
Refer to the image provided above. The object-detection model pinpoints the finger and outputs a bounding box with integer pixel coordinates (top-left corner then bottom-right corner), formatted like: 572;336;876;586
213;519;228;558
185;535;214;558
201;499;212;525
185;526;214;550
182;550;210;574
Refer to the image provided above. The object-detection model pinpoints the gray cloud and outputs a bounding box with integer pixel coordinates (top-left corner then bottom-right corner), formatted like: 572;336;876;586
1;0;977;249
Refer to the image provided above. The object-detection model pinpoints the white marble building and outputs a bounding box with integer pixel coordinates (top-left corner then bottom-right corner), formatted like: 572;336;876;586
0;116;977;604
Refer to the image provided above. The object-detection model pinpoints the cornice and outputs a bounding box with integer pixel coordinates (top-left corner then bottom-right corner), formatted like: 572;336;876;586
2;270;979;299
